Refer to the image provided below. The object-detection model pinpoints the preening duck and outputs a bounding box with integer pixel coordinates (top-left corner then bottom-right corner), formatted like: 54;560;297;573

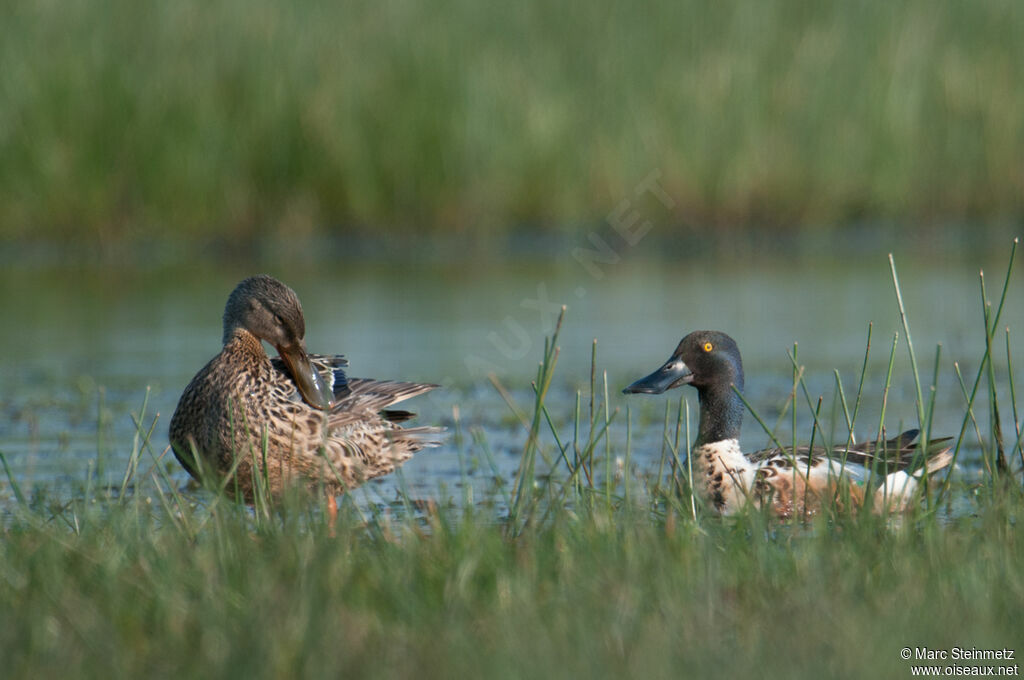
169;275;441;524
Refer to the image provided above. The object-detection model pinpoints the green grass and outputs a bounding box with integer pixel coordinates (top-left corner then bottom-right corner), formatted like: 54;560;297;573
2;495;1022;679
2;0;1023;244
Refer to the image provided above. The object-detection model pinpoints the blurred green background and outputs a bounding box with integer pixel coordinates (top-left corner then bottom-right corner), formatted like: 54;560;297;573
2;0;1022;253
3;8;1023;677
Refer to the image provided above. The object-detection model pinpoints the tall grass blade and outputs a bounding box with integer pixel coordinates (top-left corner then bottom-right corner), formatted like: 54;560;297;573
509;306;564;530
888;254;927;435
685;398;697;522
1006;329;1024;474
603;370;612;512
980;273;1009;476
0;449;27;509
471;427;511;512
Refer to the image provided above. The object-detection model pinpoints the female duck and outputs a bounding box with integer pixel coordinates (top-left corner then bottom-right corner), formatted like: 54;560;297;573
623;331;952;517
169;275;440;521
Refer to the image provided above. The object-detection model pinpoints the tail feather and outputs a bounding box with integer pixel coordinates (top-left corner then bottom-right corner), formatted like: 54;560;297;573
873;445;954;511
381;409;417;423
387;425;446;448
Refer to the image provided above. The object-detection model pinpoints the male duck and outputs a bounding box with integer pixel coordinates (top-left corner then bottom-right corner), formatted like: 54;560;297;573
169;275;441;523
622;331;953;517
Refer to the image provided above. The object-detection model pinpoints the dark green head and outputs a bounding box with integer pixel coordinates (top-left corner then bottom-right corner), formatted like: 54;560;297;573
623;330;745;444
622;330;744;396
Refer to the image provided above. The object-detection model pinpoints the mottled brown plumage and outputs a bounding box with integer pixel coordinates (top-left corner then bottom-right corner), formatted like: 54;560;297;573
169;276;441;512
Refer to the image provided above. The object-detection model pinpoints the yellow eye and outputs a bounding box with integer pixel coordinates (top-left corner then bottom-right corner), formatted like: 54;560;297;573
703;342;714;352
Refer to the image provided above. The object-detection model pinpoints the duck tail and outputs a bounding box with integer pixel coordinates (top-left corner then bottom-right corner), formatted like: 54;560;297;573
872;444;954;512
390;425;447;448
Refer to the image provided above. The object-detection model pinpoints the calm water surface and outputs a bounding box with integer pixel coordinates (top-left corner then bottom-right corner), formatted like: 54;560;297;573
1;249;1019;513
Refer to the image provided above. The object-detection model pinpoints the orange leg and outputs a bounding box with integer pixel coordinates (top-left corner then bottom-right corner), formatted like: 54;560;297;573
326;494;338;536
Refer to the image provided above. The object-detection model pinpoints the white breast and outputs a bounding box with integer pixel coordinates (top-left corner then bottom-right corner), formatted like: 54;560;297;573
692;439;759;514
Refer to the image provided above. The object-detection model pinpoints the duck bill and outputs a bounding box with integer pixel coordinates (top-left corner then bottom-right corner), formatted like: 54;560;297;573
622;357;693;395
277;342;334;410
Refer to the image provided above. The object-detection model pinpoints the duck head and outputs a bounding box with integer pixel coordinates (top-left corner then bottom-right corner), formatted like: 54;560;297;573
622;330;745;444
622;330;744;396
223;275;334;410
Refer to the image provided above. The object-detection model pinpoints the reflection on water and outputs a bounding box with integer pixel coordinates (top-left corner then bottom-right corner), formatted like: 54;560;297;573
0;248;1018;512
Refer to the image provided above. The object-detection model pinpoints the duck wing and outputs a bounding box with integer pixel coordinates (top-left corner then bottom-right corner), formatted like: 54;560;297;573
746;429;953;476
329;378;439;427
838;429;954;472
271;353;351;402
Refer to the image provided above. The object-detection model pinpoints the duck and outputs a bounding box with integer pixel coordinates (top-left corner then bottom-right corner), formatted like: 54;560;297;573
169;275;441;525
622;330;953;517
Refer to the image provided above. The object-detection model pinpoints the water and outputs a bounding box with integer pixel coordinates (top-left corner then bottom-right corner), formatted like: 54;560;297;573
1;248;1019;512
